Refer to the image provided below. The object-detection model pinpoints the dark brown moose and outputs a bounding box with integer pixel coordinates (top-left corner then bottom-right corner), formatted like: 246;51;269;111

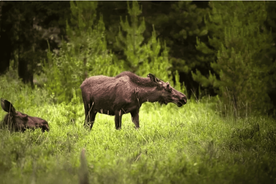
80;71;187;130
1;99;49;132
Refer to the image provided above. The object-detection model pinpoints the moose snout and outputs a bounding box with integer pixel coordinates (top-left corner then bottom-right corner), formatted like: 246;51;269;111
181;96;187;104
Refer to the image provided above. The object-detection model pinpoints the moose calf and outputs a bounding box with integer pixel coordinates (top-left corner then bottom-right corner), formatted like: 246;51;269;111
1;98;49;132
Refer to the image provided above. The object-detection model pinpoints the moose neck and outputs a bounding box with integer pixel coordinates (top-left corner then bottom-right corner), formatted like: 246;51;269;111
136;86;161;104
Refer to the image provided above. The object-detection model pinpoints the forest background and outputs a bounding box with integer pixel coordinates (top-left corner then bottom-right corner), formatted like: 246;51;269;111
1;1;276;183
1;1;276;117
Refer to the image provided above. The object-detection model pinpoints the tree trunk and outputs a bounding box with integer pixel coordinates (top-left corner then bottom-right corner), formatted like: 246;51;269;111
18;58;34;88
0;2;12;75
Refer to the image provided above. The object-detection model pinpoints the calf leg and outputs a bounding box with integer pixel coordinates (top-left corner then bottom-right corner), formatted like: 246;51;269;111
131;110;140;129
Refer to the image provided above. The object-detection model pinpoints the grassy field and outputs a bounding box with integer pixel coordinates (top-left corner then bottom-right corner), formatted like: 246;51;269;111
0;77;276;184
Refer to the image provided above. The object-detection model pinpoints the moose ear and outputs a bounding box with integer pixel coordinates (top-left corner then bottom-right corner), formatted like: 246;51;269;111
147;73;155;82
1;99;16;113
147;73;160;83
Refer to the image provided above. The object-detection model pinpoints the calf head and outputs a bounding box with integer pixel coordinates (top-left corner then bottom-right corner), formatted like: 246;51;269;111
147;73;187;107
1;99;49;132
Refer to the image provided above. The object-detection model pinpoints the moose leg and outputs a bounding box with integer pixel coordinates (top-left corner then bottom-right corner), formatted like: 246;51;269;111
84;102;95;129
84;103;89;126
131;110;140;129
89;112;97;131
115;110;122;130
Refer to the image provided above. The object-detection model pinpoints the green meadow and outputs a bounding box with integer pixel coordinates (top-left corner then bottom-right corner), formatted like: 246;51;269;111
1;1;276;183
0;76;275;184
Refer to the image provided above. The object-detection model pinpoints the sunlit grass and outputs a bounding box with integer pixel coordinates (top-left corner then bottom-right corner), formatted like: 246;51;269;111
0;77;276;184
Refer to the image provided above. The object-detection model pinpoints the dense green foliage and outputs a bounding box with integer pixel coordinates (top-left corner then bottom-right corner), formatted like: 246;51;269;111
193;1;274;117
43;1;174;103
1;75;276;184
141;2;210;97
43;2;123;103
0;2;70;82
1;1;276;114
115;1;172;81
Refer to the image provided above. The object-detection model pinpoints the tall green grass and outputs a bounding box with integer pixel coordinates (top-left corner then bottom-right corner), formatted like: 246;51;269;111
0;76;275;184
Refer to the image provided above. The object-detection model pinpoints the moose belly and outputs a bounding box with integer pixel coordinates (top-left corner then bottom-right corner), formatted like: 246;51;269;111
94;103;139;116
96;109;115;116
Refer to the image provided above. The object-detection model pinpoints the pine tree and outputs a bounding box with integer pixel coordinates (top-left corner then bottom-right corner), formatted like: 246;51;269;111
192;1;272;116
115;1;172;82
45;1;122;103
115;1;146;72
141;1;210;97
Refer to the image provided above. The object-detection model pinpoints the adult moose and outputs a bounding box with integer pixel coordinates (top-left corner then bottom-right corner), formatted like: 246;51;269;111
80;71;187;130
1;99;49;132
